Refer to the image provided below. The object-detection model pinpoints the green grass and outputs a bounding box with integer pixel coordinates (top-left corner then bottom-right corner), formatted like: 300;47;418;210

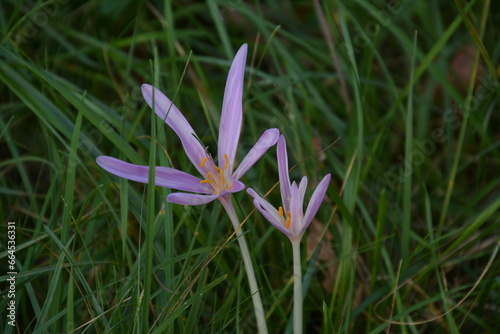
1;0;499;333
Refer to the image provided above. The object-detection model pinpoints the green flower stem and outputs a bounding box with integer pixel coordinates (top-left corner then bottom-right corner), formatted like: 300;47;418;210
292;240;303;334
219;195;268;334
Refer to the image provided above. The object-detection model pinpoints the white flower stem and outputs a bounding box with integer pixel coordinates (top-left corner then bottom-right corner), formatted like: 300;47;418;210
220;195;268;334
292;240;303;334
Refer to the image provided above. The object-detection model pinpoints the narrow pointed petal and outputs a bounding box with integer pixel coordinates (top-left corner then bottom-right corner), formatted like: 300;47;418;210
289;181;303;236
232;128;279;180
142;84;207;175
252;199;294;240
277;135;291;212
298;176;308;210
247;188;292;239
96;156;212;193
301;174;331;235
247;189;283;225
217;44;248;173
167;192;221;205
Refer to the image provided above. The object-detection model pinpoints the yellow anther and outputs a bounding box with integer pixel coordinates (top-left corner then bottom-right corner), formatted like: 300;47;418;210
214;167;223;182
285;211;291;229
201;172;213;184
278;206;284;217
199;157;207;168
224;154;229;170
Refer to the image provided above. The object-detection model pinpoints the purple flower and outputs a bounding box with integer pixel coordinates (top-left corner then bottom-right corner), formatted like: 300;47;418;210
247;135;331;242
97;44;279;205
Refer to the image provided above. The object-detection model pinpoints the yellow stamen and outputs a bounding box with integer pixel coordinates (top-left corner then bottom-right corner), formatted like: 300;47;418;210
200;172;213;184
278;206;284;217
214;167;224;184
285;211;291;229
224;154;229;170
199;157;207;168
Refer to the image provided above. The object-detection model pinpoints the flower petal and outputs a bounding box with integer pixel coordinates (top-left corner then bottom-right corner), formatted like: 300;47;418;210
253;199;294;240
289;181;303;237
301;174;331;236
292;176;308;234
277;135;291;212
167;192;221;206
246;189;282;225
229;179;246;193
142;84;208;176
298;176;308;206
232;128;280;180
96;156;213;193
218;44;248;173
247;188;292;239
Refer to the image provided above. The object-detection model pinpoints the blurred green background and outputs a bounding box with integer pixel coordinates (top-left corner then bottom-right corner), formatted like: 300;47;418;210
1;0;499;333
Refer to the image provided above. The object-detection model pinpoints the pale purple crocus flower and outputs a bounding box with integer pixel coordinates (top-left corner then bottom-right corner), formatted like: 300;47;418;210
248;134;330;333
96;44;279;205
97;44;274;333
247;135;331;242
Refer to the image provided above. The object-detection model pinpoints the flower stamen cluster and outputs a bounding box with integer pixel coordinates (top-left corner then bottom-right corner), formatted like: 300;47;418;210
198;154;232;194
277;206;292;229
